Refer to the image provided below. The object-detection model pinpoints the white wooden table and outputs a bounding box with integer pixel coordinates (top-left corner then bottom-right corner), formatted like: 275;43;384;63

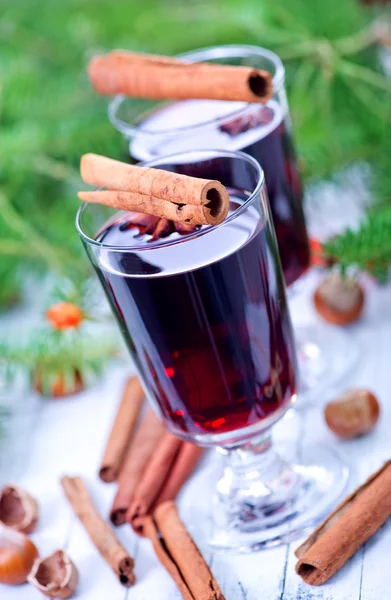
0;176;389;600
1;269;391;600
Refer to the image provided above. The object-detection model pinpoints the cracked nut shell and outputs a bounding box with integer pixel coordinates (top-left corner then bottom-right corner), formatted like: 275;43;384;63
28;549;78;598
0;484;38;534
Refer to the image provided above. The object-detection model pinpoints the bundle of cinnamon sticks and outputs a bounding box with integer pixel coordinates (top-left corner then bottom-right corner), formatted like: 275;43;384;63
99;375;203;533
59;376;224;599
79;152;230;227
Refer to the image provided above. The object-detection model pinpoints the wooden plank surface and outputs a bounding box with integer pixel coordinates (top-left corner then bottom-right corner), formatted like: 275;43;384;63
0;273;390;599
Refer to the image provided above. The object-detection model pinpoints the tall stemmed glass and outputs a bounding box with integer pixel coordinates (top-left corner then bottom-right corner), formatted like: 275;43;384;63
77;149;348;550
108;44;359;404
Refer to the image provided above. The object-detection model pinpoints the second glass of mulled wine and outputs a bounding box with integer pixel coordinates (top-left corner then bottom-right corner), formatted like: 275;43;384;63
77;150;348;551
109;44;359;404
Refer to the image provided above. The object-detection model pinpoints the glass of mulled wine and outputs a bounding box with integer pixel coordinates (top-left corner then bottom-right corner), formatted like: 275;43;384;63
108;44;359;404
77;149;348;551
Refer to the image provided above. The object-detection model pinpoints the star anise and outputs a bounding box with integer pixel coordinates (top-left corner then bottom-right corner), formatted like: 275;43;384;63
119;212;198;241
220;105;275;137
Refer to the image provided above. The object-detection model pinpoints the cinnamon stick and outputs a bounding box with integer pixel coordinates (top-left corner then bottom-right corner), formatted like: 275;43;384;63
295;460;391;585
126;432;182;528
110;408;165;526
60;475;135;587
143;516;194;600
133;442;204;536
99;376;144;483
88;50;273;103
79;153;230;226
78;190;223;226
152;443;204;507
144;501;225;600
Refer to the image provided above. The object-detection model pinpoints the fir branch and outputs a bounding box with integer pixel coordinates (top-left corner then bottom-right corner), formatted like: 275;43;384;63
337;57;391;92
0;240;34;257
324;207;391;282
0;190;79;275
0;326;120;395
334;18;390;55
1;0;391;304
32;156;80;185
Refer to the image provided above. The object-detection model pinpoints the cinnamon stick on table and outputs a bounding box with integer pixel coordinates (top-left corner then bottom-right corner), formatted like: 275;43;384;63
132;442;204;535
78;153;230;226
296;460;391;585
99;376;144;483
61;476;135;587
152;442;204;507
144;501;225;600
110;408;165;526
88;50;273;103
126;431;182;530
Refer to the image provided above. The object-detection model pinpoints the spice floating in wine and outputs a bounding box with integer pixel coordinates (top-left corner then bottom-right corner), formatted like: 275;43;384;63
93;190;296;439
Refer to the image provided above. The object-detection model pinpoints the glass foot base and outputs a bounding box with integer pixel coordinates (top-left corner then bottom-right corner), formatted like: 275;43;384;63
205;443;349;552
295;323;360;408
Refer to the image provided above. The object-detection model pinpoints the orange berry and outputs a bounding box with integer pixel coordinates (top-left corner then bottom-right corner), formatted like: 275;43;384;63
46;302;84;330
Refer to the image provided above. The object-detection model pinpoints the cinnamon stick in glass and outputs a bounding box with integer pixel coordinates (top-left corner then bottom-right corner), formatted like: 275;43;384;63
60;476;135;587
295;460;391;585
99;376;144;483
144;501;225;600
88;50;273;103
126;432;182;527
79;153;230;226
110;408;165;526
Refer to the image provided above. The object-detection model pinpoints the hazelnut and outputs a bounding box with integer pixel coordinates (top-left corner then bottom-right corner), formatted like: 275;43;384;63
0;523;39;585
324;389;380;439
28;549;78;598
0;484;38;534
314;274;364;325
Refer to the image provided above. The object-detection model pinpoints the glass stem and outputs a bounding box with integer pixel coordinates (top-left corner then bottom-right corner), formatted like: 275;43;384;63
213;434;302;530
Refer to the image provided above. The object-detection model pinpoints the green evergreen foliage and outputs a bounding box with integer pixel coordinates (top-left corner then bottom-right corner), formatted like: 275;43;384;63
324;206;391;281
1;0;391;306
0;325;119;396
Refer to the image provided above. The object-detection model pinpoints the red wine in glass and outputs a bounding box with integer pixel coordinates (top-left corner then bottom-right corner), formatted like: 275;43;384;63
93;193;296;440
78;149;347;552
130;99;310;287
220;104;310;286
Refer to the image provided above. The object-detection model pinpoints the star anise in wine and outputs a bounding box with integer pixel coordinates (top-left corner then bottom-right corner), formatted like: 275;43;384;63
220;105;275;137
119;212;198;240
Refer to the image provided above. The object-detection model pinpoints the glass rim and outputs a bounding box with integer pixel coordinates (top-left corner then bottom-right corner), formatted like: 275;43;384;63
108;44;285;138
76;148;265;252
